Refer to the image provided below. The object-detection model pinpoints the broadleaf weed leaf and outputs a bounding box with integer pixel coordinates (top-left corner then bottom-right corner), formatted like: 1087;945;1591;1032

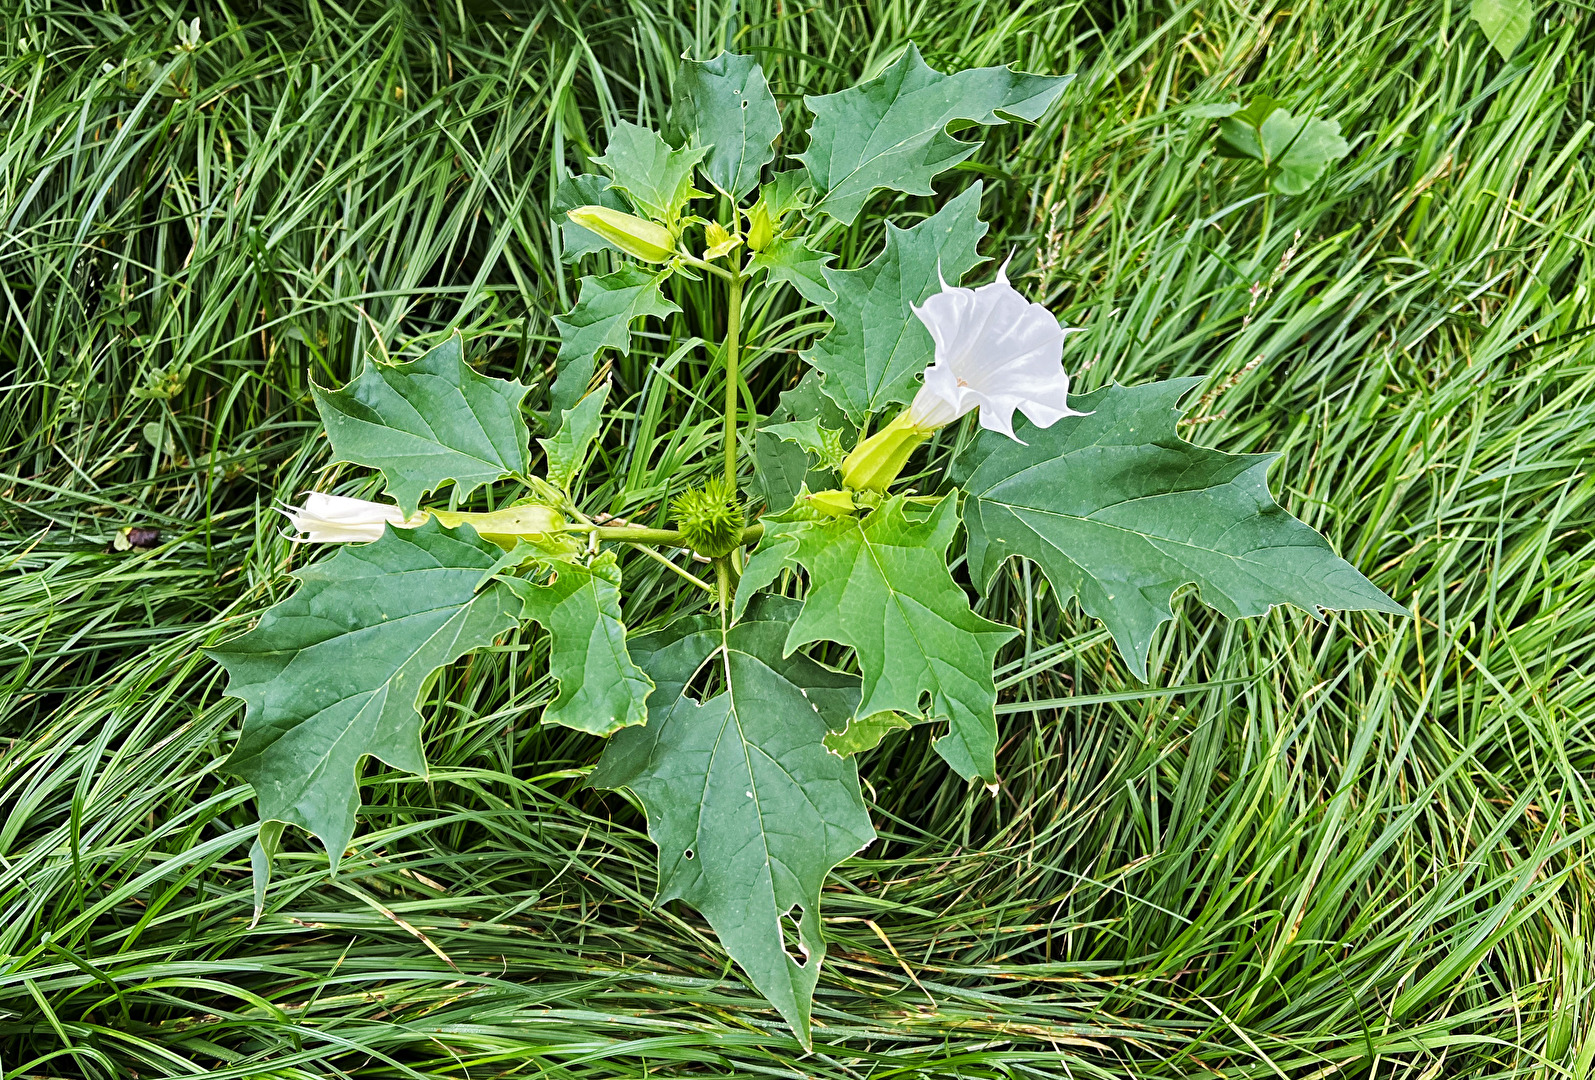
590;597;874;1049
782;496;1018;782
803;183;988;424
666;53;782;200
799;43;1071;225
953;379;1407;681
312;333;532;516
212;520;521;866
551;265;680;421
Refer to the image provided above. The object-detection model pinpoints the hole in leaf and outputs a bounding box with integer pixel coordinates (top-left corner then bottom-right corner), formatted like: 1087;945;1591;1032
782;905;809;967
683;848;694;860
683;656;724;703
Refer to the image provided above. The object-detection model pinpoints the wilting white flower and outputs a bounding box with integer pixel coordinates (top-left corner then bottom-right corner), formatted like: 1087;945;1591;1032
278;492;425;543
906;262;1086;441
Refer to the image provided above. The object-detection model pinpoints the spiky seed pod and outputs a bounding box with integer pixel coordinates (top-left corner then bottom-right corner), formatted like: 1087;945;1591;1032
672;476;746;557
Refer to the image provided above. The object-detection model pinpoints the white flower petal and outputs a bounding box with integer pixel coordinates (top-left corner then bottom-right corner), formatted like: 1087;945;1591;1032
908;264;1087;441
279;493;422;543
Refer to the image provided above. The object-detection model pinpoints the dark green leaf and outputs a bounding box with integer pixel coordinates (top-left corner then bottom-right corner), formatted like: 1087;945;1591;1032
798;44;1071;225
783;496;1018;782
593;120;709;225
590;597;874;1047
499;551;652;736
802;184;987;424
551;265;680;419
312;333;532;516
666;53;782;200
954;379;1408;681
211;520;520;864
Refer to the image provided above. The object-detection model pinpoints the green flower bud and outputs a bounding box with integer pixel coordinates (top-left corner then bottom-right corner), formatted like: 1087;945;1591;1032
672;476;747;557
566;205;676;263
703;220;741;259
838;411;933;492
746;201;774;252
802;488;856;517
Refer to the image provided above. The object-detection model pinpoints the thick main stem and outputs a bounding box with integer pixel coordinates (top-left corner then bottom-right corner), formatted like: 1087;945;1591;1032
723;267;743;490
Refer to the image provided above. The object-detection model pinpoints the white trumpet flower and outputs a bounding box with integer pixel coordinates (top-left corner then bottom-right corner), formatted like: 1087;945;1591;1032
906;262;1087;441
278;493;425;543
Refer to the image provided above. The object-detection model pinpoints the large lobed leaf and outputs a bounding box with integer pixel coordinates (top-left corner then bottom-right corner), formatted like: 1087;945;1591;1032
211;520;521;864
781;496;1017;782
551;265;680;421
500;551;653;736
954;378;1408;680
803;183;987;424
591;598;875;1047
798;44;1071;225
666;53;783;200
592;120;708;225
312;333;532;516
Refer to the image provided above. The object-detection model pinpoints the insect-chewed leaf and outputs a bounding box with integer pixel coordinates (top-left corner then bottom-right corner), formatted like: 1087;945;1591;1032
551;173;629;261
781;496;1018;782
666;53;782;200
312;333;531;516
954;379;1408;681
499;551;652;736
823;711;911;757
210;519;520;866
590;597;874;1048
592;120;709;225
803;183;987;424
798;43;1071;225
551;265;680;421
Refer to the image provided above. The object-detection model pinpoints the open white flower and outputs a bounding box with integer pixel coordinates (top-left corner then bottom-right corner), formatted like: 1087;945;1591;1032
278;492;425;543
906;261;1086;441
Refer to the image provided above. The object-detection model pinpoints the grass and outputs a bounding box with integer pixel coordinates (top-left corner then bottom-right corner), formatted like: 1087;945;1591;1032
2;0;1594;1075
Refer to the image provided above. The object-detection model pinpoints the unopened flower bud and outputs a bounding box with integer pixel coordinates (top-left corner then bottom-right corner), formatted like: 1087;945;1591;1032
703;220;741;260
746;201;774;252
566;205;676;263
803;488;856;517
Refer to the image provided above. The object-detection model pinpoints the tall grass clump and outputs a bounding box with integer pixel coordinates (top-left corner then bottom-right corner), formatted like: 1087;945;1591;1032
3;0;1594;1076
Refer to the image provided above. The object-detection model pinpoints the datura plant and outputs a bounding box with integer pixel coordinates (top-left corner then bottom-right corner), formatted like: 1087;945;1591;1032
211;45;1406;1046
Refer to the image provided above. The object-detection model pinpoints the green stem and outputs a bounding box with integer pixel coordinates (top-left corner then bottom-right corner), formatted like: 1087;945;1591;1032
677;251;735;281
631;543;717;594
713;556;733;613
723;266;743;490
